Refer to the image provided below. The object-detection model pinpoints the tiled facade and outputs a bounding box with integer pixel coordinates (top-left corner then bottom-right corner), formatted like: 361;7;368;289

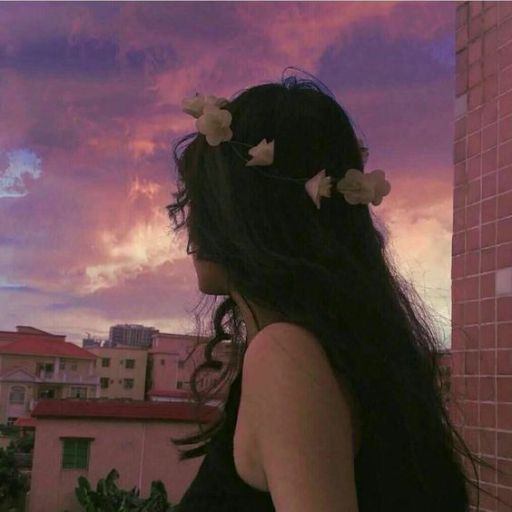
452;2;512;510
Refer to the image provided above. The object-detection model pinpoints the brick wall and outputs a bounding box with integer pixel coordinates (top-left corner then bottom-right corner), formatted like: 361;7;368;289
451;2;512;511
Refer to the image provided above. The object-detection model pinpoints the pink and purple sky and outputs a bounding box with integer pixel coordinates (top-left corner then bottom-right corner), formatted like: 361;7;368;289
0;1;456;346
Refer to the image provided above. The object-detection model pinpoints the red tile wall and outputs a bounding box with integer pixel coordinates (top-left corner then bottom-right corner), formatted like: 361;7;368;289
452;2;512;511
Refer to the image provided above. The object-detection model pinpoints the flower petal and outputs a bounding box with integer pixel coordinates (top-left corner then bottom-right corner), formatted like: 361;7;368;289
305;169;331;209
246;139;274;166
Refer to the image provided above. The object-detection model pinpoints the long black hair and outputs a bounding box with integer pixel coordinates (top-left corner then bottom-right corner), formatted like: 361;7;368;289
165;66;508;511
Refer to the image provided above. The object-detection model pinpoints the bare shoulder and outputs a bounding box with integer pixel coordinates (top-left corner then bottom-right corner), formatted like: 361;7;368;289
240;321;359;511
243;321;339;392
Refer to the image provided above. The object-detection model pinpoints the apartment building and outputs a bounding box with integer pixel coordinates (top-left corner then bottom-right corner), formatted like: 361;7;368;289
0;326;99;424
88;345;148;400
147;332;232;403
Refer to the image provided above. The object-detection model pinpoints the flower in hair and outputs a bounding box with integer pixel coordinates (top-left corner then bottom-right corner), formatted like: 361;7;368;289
196;104;233;146
336;168;391;206
181;91;391;210
304;169;333;209
246;139;274;166
181;93;229;118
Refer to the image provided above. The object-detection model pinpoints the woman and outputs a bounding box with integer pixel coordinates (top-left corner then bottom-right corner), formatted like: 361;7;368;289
166;67;501;511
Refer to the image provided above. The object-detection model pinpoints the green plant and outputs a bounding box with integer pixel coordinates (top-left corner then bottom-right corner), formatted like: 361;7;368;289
8;433;34;454
75;468;176;512
0;445;28;511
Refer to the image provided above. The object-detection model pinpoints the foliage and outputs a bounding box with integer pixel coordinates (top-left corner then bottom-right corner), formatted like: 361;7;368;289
0;425;19;437
75;468;176;512
8;433;34;454
0;445;29;510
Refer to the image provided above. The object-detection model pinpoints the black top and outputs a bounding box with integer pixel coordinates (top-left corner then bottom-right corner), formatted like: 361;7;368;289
177;368;366;511
177;370;275;511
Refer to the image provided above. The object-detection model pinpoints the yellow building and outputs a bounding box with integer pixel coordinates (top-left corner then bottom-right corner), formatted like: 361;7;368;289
0;326;99;425
88;345;148;400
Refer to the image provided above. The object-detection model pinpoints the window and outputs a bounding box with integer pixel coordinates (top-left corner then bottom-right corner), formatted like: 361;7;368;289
38;388;55;399
7;417;18;426
9;386;26;404
160;359;165;366
125;359;135;369
44;363;54;373
100;378;109;389
177;381;182;389
123;378;134;389
178;360;184;369
61;438;92;469
101;358;110;368
59;360;66;370
71;362;78;371
70;387;87;399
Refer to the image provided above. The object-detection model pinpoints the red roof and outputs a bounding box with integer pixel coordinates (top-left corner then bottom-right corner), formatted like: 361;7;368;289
32;399;220;422
15;417;37;428
0;337;96;359
148;388;229;400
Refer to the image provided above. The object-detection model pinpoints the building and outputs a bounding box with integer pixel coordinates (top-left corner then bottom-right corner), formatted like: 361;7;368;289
28;399;219;512
451;2;512;510
147;332;232;404
82;336;102;349
109;324;159;348
88;345;148;400
0;326;99;424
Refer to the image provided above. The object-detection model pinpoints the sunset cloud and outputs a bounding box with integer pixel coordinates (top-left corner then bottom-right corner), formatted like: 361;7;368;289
0;2;456;344
0;148;43;198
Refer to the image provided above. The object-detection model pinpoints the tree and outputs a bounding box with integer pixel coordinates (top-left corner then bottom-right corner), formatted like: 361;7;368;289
0;445;29;511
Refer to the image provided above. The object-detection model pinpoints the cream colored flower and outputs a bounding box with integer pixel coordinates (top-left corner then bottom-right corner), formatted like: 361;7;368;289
195;104;233;146
182;94;229;119
305;169;333;209
336;168;390;206
246;139;274;166
366;168;391;205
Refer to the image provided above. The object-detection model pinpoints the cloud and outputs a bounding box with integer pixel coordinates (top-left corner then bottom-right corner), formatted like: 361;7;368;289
0;2;457;343
0;148;42;198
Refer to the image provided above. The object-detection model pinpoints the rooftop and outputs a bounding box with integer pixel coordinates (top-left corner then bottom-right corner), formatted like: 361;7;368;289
0;337;96;359
32;398;220;422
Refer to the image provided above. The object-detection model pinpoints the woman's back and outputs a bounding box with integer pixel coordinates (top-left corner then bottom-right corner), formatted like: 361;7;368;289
177;353;369;511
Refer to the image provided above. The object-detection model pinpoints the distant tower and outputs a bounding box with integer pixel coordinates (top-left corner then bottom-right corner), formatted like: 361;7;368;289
108;324;159;348
82;332;102;348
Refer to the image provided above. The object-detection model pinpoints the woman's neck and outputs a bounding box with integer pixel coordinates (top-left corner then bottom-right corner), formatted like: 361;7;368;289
229;289;286;343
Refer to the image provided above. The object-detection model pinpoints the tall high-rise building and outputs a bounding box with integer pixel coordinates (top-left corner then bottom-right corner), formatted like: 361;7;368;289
108;324;159;348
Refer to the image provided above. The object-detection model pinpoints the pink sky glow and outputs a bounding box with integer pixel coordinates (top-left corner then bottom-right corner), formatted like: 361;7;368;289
0;2;456;345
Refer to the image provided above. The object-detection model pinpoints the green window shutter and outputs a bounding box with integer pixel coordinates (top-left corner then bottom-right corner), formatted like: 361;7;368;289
61;438;92;469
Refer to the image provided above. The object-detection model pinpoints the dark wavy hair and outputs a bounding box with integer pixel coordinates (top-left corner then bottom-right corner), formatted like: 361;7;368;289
165;66;508;511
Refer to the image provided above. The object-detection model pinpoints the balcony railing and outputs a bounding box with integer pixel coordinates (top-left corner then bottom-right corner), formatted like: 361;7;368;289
36;371;99;385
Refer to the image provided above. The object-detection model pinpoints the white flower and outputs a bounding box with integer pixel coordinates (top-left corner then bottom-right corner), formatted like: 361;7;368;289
304;169;333;209
246;139;274;166
181;93;229;119
336;168;390;206
195;104;233;146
